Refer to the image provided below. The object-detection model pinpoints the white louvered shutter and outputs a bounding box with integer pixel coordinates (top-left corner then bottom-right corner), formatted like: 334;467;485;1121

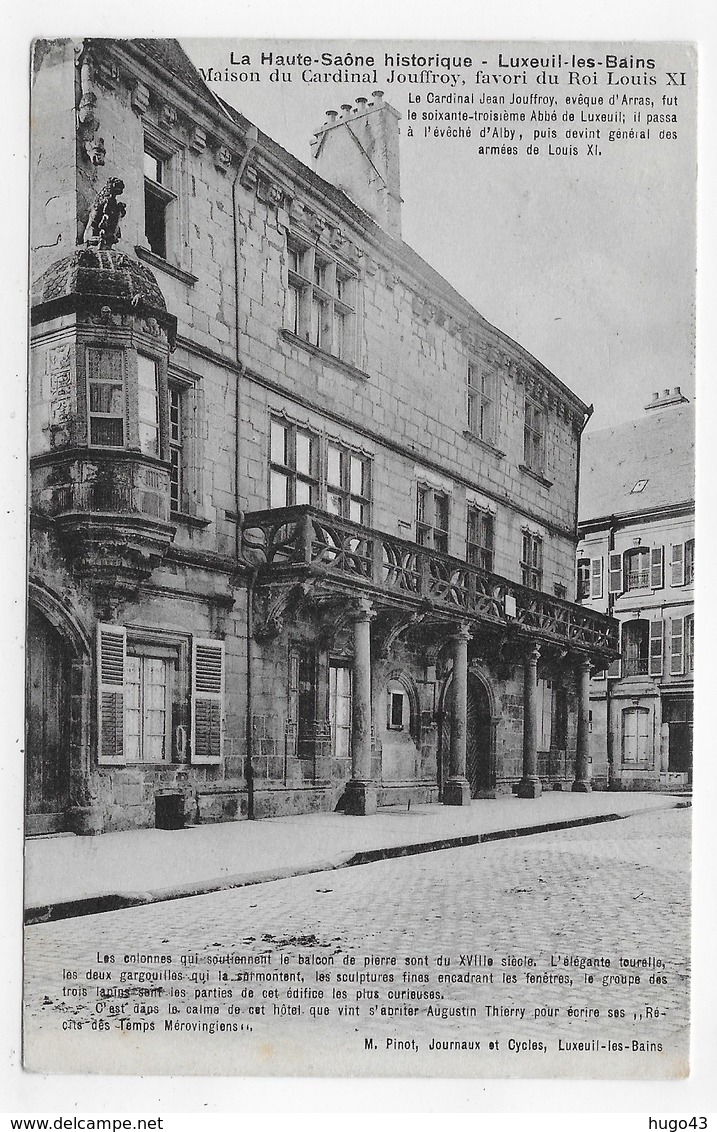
191;638;224;764
97;623;126;764
650;547;664;589
648;620;664;677
670;618;685;676
671;543;685;587
608;552;623;595
590;557;604;599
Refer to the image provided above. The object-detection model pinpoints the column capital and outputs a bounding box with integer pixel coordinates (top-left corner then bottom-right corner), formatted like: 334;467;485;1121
349;596;376;624
525;642;541;666
451;621;473;642
577;654;593;673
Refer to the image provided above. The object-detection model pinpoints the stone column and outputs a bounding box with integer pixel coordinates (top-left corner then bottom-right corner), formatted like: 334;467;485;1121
572;655;592;792
344;597;377;816
518;643;542;799
443;622;472;806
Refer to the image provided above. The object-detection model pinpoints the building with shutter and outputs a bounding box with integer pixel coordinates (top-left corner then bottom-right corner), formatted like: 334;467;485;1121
576;391;695;791
27;38;617;835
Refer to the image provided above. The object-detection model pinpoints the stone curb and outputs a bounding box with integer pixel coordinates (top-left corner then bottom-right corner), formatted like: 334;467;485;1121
24;798;689;926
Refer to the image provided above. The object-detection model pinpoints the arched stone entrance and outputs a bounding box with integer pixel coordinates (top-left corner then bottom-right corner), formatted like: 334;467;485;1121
26;606;72;833
440;672;494;798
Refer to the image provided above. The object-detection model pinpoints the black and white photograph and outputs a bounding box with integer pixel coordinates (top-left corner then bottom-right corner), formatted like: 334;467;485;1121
8;18;710;1112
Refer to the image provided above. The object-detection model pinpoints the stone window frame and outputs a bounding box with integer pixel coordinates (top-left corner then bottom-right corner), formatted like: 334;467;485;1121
143;134;178;262
268;412;374;520
466;504;494;572
83;338;170;460
106;625;190;766
269;415;321;508
466;362;496;445
523;394;547;476
138;124;195;283
521;530;543;590
325;438;372;526
416;483;450;554
284;234;358;366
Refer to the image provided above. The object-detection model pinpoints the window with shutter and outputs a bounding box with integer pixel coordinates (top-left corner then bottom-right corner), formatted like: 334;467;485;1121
670;617;685;676
650;546;664;589
191;638;224;764
671;543;685;587
590;557;604;599
97;623;126;764
577;558;590;601
608;552;623;594
649;620;664;677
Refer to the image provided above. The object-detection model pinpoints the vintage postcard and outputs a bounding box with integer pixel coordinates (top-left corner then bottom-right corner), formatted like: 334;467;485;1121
23;37;695;1080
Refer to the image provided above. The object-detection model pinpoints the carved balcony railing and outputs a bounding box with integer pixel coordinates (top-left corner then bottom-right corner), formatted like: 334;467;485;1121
242;505;619;655
32;452;172;524
31;450;175;589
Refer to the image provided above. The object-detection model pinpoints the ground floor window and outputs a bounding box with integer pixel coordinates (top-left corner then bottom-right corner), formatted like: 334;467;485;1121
329;663;351;760
125;645;176;762
97;625;222;765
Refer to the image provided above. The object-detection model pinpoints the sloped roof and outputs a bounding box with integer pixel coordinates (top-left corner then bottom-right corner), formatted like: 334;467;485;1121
118;38;213;102
105;38;588;415
579;403;695;524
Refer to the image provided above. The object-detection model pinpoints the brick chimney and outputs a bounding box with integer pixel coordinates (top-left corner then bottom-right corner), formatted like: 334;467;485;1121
644;387;689;410
310;92;402;239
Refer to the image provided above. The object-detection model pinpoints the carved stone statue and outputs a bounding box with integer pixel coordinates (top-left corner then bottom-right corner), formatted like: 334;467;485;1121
83;178;126;248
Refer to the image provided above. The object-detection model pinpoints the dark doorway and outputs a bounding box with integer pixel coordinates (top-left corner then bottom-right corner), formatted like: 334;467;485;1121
440;676;493;797
663;696;693;780
26;607;72;834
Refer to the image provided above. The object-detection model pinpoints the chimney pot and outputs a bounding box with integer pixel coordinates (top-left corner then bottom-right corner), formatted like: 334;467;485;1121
674;386;681;395
326;109;338;122
651;392;658;401
372;90;384;102
663;389;670;397
355;97;368;110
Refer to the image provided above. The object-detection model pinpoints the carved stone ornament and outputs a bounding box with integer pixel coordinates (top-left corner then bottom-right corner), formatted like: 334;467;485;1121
214;145;233;172
83;178;126;249
131;82;150;117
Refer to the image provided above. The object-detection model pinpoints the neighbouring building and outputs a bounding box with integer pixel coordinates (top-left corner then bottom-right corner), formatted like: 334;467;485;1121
576;390;694;791
27;38;617;834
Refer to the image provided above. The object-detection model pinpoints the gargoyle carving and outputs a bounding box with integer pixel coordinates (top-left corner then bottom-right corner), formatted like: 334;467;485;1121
83;178;126;249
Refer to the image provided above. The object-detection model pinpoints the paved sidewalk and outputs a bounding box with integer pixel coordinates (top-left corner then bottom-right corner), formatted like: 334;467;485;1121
24;791;687;923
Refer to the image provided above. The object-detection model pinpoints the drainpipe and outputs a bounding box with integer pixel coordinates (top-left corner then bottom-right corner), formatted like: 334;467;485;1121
230;125;259;818
606;515;618;789
574;403;593;538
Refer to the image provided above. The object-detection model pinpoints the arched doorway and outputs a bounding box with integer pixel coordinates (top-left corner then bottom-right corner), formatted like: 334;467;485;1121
26;606;72;833
440;674;493;797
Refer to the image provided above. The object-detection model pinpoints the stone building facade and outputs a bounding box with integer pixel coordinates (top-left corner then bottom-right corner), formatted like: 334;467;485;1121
576;392;694;791
27;38;617;834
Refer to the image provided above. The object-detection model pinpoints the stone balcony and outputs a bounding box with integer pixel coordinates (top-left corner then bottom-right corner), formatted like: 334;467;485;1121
241;505;619;659
31;450;176;591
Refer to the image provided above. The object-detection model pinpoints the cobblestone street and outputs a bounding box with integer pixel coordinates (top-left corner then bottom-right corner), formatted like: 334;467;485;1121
24;807;691;1079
